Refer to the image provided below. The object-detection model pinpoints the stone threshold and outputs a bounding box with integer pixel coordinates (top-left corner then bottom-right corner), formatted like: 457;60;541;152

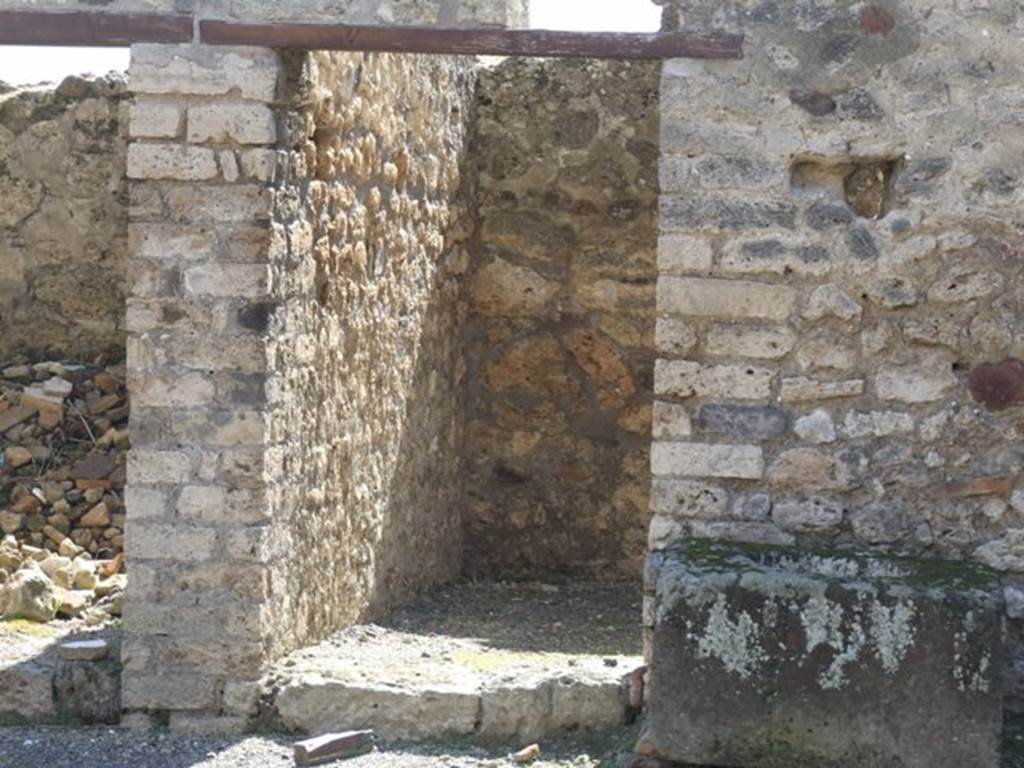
263;580;645;746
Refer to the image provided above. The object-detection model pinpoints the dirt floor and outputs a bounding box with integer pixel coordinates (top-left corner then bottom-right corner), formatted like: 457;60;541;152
378;579;644;657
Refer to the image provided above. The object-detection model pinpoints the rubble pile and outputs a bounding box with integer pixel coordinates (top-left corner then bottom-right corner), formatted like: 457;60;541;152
0;360;130;560
0;534;124;623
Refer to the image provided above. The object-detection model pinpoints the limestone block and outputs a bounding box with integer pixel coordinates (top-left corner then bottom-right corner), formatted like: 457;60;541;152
130;44;280;102
655;360;773;400
652;401;692;439
275;676;481;739
549;676;626;731
121;671;221;711
479;683;552;744
658;277;796;320
127;144;218;181
127;450;192;484
650;478;729;518
655;318;698;356
129;100;182;139
183;264;269;298
132;370;215;407
126;523;218;561
651;442;764;480
780;377;864;402
164;184;273;223
130;223;218;262
177;485;269;524
644;543;1004;768
705;324;795;360
187;103;277;145
657;234;713;274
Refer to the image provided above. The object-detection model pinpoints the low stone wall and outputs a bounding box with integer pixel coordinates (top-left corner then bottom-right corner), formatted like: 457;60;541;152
0;76;128;360
264;49;476;651
464;57;660;578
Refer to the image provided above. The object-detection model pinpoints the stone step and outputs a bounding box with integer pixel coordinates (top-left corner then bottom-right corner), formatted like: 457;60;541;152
271;655;636;746
267;580;644;746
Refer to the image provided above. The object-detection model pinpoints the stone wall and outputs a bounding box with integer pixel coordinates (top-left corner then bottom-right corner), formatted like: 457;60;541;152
263;49;475;652
121;36;479;727
464;57;660;578
0;76;128;360
648;0;1024;700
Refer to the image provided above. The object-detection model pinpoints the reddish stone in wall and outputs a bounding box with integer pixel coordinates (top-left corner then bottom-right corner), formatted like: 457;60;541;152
968;358;1024;411
861;5;896;34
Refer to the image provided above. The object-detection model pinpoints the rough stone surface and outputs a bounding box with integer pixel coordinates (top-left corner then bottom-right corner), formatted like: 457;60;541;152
0;76;128;359
644;542;1004;768
464;58;659;578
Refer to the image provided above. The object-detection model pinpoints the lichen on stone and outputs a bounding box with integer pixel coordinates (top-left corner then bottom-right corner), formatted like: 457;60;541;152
693;593;767;680
869;600;916;674
800;595;865;689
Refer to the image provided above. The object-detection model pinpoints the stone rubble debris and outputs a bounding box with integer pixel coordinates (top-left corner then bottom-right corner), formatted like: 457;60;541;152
0;359;129;560
293;730;375;766
0;534;125;624
511;743;541;764
58;638;111;662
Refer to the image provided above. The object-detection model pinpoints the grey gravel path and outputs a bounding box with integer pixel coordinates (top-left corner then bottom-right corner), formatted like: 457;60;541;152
0;727;635;768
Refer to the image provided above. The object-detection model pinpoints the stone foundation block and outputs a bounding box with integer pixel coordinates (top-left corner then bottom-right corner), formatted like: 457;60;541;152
644;542;1004;768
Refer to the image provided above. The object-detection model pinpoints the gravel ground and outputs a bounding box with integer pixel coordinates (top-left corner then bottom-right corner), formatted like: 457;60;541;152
0;726;638;768
6;719;1024;768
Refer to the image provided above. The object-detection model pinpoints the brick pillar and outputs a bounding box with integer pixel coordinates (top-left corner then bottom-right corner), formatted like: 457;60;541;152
122;42;282;732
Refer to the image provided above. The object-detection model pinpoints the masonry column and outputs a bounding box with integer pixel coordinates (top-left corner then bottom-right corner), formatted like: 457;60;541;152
122;42;283;732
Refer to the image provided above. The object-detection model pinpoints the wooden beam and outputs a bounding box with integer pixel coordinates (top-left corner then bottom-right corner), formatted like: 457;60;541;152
0;9;743;60
199;20;744;60
0;10;193;47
